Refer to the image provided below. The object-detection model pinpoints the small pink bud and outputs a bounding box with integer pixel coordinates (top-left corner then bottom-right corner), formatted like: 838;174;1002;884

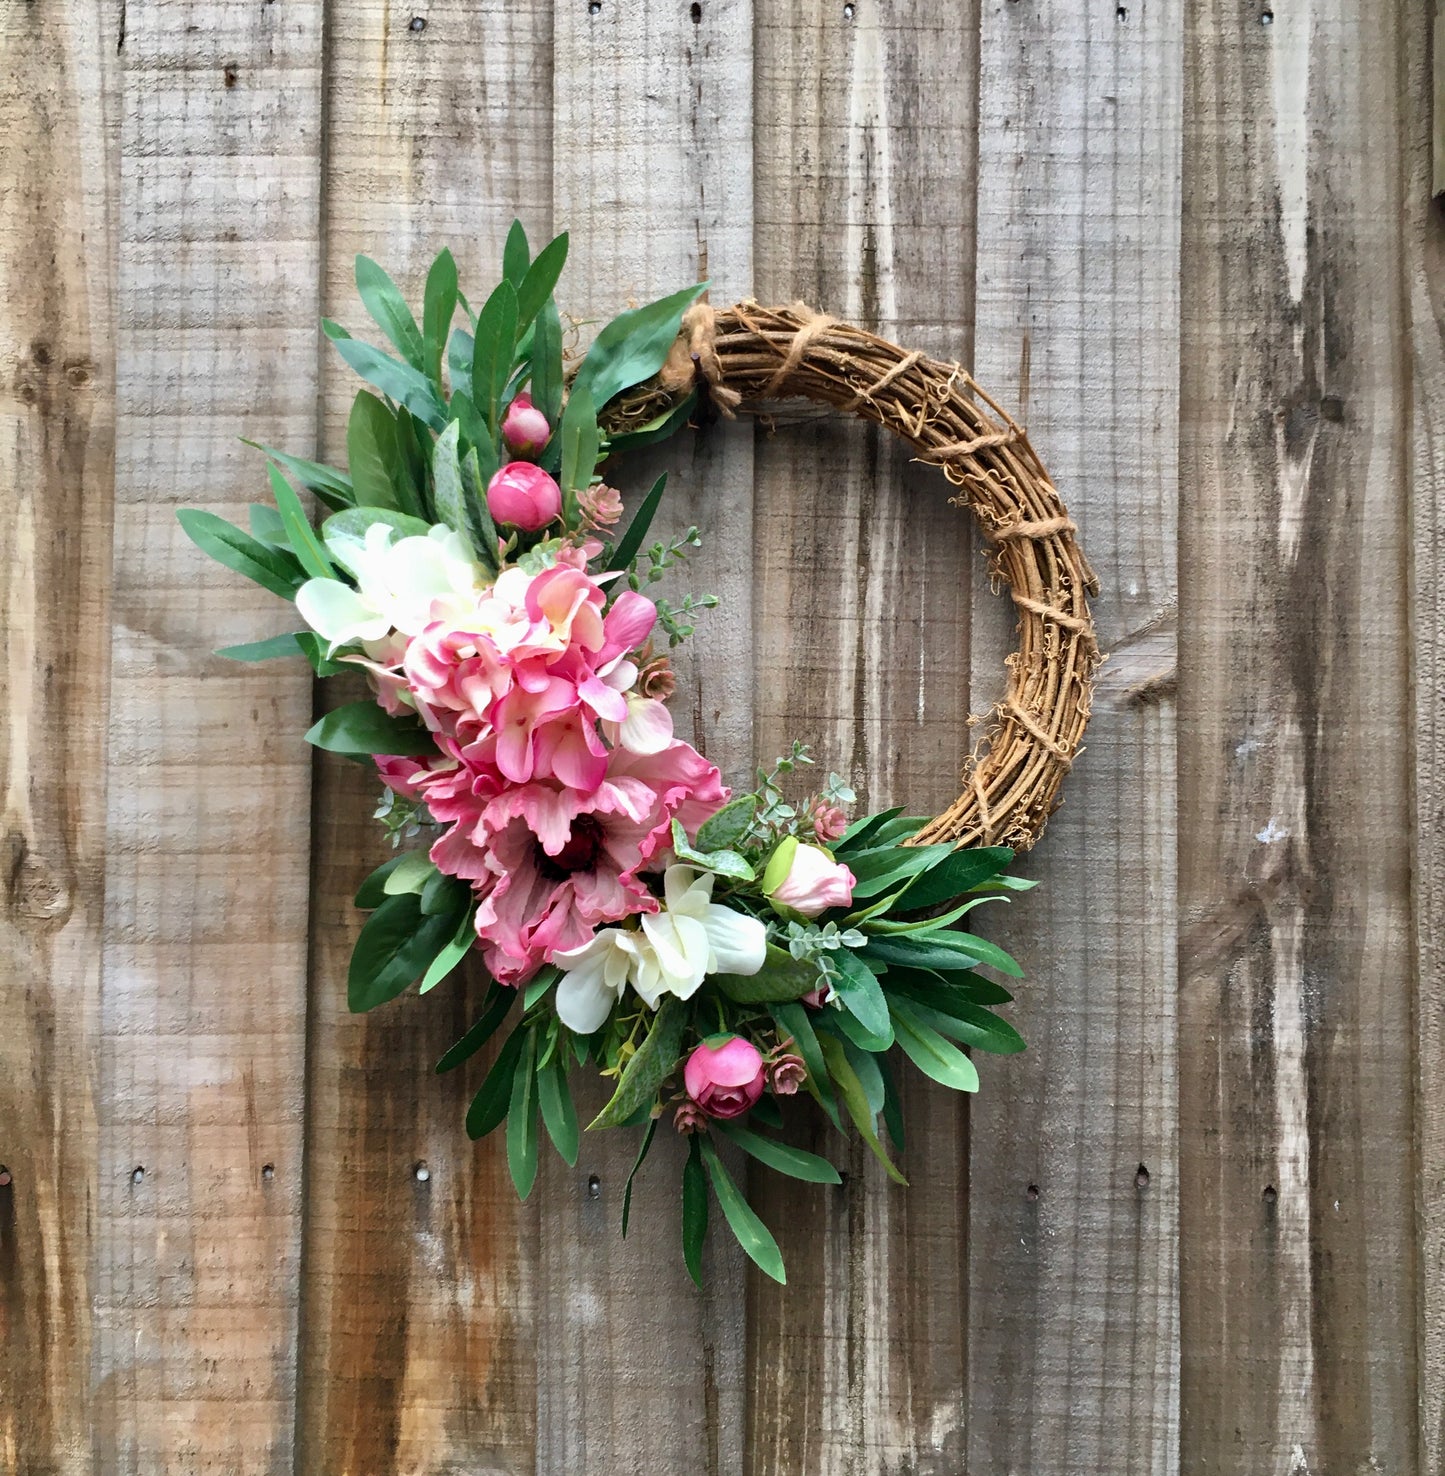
673;1100;708;1134
769;1053;807;1095
500;391;551;458
639;655;676;701
683;1036;766;1120
810;801;848;844
800;984;833;1010
765;839;856;919
486;461;562;532
579;481;624;530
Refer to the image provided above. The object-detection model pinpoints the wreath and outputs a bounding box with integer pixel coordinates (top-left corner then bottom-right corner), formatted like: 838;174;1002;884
181;225;1098;1284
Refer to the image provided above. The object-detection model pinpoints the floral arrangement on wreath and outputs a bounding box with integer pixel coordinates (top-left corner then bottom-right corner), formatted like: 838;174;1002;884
181;224;1031;1284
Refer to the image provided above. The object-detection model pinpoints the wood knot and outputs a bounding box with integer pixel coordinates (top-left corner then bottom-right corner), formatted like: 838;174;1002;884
5;833;74;926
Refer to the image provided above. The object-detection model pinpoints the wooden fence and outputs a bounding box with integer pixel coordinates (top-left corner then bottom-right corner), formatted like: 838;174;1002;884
2;0;1440;1470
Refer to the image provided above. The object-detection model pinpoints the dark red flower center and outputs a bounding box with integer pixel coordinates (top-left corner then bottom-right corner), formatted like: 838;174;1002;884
536;814;604;880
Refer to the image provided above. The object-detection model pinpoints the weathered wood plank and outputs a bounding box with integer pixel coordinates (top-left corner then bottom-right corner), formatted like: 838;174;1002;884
1411;8;1445;1466
745;3;980;1471
1177;0;1418;1469
966;0;1182;1470
0;3;114;1471
96;2;324;1469
292;4;553;1471
543;3;755;1468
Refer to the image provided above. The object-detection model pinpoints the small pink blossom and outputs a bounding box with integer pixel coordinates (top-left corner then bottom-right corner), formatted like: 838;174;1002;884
769;1050;807;1095
638;654;676;701
579;482;624;530
487;461;562;531
810;800;848;845
501;391;550;458
673;1100;708;1134
683;1037;766;1119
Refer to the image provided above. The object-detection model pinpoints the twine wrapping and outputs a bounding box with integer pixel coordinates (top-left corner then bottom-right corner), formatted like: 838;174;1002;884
601;300;1100;852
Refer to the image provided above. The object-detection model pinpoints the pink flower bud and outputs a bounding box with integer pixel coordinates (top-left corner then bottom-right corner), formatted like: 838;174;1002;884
486;461;562;532
800;984;833;1010
501;391;551;458
764;838;856;919
769;1052;807;1095
810;800;848;844
579;481;624;530
673;1100;708;1134
683;1036;766;1120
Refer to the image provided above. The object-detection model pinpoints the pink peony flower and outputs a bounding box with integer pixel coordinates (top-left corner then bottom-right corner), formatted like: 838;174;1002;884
487;461;562;531
810;800;848;845
764;838;856;919
683;1037;766;1119
501;391;550;458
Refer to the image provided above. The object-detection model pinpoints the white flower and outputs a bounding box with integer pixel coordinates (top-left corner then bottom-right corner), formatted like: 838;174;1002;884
598;658;674;755
552;928;644;1034
295;522;482;653
551;867;768;1029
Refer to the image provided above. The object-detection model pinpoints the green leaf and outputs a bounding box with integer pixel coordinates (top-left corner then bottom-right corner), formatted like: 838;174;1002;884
419;910;476;994
420;868;468;918
305;701;436;758
558;381;600;513
831;949;893;1045
346;391;411;514
889;965;1014;1006
502;219;530;286
326;324;448;430
266;464;334;580
248;502;287;546
436;983;515;1074
894;846;1015;912
839;1033;886;1116
669;818;755;882
572;282;708;410
176;508;305;599
215;633;307;663
863;895;990;934
846;843;957;901
466;1024;527;1138
749;1092;784;1129
710;943;821;1004
347;892;457;1012
769;1001;841;1128
516;231;569;333
889;997;980;1092
460;446;501;568
471;280;519;433
698;1135;785;1284
607;471;668;572
830;1002;894;1054
507;1030;540;1198
243;441;355;510
682;1135;708;1287
429;420;474;550
860;932;983;974
355;853;407;908
422;248;459;386
589;996;686;1130
522;965;559;1011
603;391;698;455
817;1031;907;1185
888;991;1026;1056
695;796;758;853
355;255;425;370
836;807;905;852
530;298;565;428
383;850;437;896
621;1117;659;1236
713;1120;841;1184
538;1049;580;1166
878;1053;906;1150
294;631;350;677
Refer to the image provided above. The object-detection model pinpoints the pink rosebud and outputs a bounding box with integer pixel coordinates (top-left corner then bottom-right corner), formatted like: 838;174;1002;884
487;461;562;532
501;391;551;458
683;1036;766;1120
763;837;856;919
769;1052;807;1095
800;984;833;1010
810;800;848;844
579;481;624;530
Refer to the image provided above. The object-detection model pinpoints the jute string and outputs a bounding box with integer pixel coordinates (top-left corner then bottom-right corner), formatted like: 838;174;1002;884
601;300;1101;852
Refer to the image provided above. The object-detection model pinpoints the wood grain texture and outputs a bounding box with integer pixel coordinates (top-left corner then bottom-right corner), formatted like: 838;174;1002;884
746;4;979;1472
966;0;1182;1470
545;4;754;1470
292;4;553;1472
0;2;114;1471
95;1;323;1469
1411;10;1445;1468
1178;0;1418;1469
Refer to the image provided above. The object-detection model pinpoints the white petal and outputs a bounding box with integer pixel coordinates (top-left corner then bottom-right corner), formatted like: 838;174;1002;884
617;697;673;755
640;912;710;999
555;965;620;1034
663;864;709;912
601;658;639;692
294;578;390;650
701;904;767;975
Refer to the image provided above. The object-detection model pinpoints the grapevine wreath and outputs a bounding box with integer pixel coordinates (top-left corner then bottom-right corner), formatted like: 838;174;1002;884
182;226;1099;1283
